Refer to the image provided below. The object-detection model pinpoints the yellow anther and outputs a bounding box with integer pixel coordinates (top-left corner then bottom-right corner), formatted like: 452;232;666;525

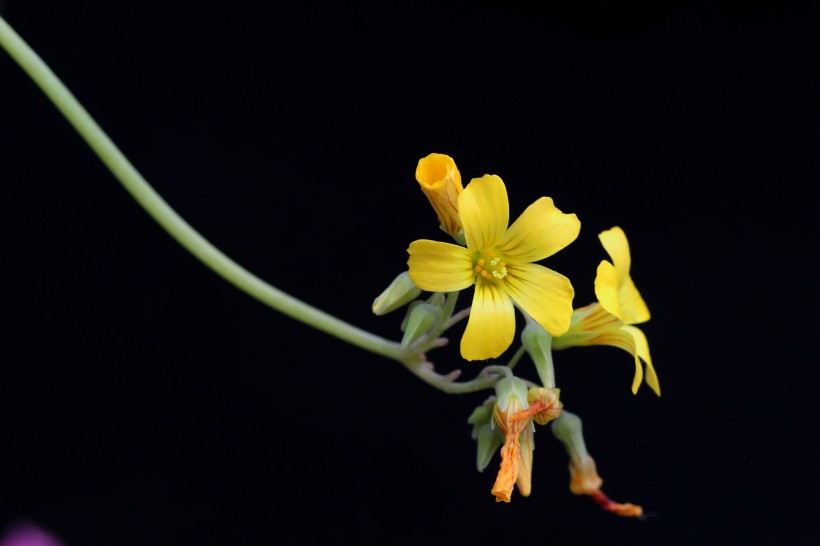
475;265;482;272
481;270;491;279
478;258;485;266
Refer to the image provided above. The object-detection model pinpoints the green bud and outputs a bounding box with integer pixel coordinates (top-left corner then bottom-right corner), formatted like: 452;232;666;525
400;302;439;348
467;398;503;473
372;271;422;315
493;376;530;414
521;319;556;388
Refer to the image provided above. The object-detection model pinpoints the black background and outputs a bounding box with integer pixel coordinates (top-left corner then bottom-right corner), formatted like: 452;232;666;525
1;1;817;545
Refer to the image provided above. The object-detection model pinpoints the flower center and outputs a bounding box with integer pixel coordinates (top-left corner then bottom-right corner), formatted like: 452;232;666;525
473;250;508;282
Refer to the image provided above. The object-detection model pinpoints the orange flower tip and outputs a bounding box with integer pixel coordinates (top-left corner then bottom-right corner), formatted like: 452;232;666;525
590;490;646;519
492;489;512;503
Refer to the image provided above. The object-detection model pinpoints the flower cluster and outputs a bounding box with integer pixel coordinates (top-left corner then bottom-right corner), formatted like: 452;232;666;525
376;153;661;514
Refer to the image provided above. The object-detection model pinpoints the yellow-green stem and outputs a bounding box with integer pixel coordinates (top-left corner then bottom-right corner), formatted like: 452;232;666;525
0;15;406;362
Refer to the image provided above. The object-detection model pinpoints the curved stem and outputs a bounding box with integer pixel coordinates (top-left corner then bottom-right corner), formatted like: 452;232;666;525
0;15;405;362
405;359;509;394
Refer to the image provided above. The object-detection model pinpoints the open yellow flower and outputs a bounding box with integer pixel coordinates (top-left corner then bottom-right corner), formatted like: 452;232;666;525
407;174;580;361
552;226;660;396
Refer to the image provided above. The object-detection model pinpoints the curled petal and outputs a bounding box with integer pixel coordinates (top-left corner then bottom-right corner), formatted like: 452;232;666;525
623;325;660;396
598;227;650;324
461;282;515;361
499;197;580;263
595;260;623;320
459;175;509;250
598;226;632;284
407;240;474;292
596;259;651;325
618;275;651;325
505;263;574;337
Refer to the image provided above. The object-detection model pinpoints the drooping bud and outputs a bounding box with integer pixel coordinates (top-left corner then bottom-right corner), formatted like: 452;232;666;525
415;153;465;243
372;271;422;315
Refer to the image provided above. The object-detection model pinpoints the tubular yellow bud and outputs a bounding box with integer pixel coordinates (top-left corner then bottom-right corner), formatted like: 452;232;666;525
415;153;464;242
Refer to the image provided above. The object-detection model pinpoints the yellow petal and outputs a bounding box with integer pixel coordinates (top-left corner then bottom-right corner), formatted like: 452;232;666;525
552;303;619;349
598;227;650;324
461;282;515;360
407;240;474;293
590;327;643;395
552;308;650;395
598;227;631;284
623;325;660;396
459;175;509;251
594;260;623;320
618;275;651;325
498;197;581;263
505;263;574;337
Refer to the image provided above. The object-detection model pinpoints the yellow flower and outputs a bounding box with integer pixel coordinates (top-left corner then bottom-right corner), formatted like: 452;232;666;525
416;153;464;241
407;174;580;361
552;226;660;396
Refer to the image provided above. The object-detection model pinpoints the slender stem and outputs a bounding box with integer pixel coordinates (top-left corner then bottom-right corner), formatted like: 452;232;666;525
506;345;527;371
0;15;405;362
443;307;471;330
406;360;509;394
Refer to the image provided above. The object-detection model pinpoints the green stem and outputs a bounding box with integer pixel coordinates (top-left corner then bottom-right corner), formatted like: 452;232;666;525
407;361;509;394
506;345;527;371
0;15;404;363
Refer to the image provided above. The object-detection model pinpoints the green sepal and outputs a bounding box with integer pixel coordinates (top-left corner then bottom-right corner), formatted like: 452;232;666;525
467;398;503;473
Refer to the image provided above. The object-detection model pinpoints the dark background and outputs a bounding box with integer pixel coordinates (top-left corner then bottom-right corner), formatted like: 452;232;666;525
1;1;817;545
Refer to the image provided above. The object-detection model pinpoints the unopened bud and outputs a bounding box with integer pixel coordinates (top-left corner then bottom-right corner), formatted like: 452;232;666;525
372;271;422;315
416;153;465;243
400;302;439;348
522;319;556;388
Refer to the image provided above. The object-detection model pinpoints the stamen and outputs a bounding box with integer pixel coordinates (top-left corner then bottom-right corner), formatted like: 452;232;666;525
474;250;508;281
